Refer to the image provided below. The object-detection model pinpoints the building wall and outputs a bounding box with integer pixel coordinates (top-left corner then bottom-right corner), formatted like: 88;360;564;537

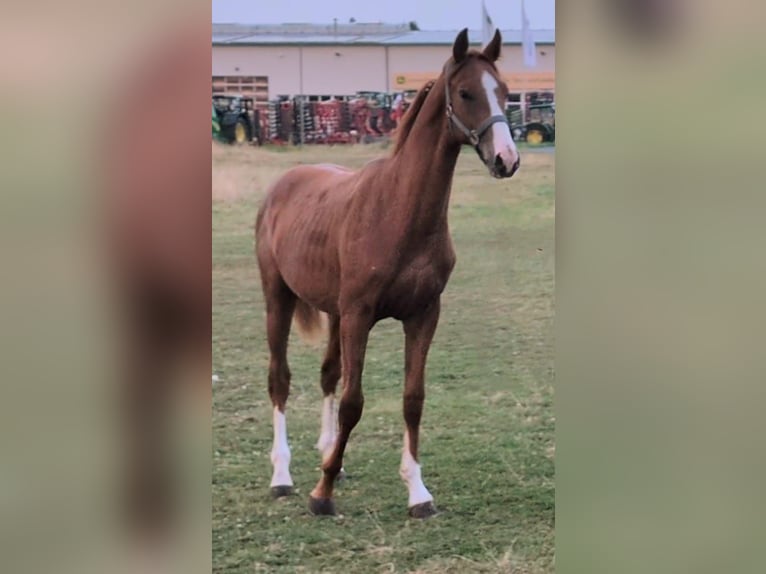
212;43;555;98
301;46;387;95
213;46;302;96
388;44;555;91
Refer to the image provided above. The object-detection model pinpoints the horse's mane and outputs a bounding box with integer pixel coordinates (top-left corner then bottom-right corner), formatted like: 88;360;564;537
392;79;436;155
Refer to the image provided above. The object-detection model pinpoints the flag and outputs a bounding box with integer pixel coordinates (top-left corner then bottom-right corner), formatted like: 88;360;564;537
521;0;537;67
481;0;494;48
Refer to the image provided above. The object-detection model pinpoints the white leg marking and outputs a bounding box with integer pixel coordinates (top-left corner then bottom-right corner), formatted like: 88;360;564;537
270;407;293;487
399;431;433;507
316;395;336;462
481;71;519;167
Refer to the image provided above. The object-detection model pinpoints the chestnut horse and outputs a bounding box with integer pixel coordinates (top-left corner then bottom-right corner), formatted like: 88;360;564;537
255;28;519;518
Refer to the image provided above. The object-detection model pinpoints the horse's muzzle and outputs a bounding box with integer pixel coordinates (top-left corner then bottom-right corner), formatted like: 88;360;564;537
492;153;520;179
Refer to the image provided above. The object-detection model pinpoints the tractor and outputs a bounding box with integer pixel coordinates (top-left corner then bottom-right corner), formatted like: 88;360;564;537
506;94;556;144
212;94;260;145
522;102;555;144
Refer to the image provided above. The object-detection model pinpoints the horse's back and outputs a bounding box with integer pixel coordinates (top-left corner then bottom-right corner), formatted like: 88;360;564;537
264;163;355;207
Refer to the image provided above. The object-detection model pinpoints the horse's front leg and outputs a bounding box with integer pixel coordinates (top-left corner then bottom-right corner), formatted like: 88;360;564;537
400;299;441;518
309;308;373;515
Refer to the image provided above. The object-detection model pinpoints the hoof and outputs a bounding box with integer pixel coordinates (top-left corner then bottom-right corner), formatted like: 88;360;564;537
308;496;336;516
336;468;347;483
270;485;293;499
408;501;438;519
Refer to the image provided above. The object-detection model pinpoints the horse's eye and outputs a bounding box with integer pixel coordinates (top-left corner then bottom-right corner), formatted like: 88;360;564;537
459;89;473;101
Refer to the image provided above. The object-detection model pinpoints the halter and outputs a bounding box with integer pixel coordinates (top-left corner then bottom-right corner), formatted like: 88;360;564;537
443;64;509;147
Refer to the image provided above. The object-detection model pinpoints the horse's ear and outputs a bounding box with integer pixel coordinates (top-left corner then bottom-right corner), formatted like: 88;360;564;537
453;28;469;63
483;29;502;62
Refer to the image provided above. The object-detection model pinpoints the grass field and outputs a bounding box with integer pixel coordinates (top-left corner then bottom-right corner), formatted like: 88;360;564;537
212;142;555;573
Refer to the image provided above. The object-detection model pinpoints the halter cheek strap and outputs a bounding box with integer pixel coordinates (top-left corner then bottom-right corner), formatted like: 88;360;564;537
443;66;509;147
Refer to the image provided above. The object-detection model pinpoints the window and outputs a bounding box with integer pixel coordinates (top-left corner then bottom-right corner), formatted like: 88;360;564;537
212;76;269;102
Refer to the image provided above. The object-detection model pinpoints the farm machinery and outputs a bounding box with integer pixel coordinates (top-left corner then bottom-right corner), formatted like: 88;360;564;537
218;88;554;146
506;93;556;144
212;94;261;144
265;91;406;145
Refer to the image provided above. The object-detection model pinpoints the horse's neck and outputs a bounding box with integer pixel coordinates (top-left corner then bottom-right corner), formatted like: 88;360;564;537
389;86;461;235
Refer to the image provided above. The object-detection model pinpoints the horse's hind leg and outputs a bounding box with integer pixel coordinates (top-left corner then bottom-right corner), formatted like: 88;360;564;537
315;315;346;479
262;274;297;498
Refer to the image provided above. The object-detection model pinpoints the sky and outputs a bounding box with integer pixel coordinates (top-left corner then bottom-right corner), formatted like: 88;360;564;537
212;0;555;31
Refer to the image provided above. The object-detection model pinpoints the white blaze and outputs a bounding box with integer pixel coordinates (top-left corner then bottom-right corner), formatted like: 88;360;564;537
481;71;519;168
316;395;337;462
270;407;293;487
399;431;433;507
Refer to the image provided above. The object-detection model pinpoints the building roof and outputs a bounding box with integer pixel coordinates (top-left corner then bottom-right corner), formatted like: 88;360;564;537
212;23;555;47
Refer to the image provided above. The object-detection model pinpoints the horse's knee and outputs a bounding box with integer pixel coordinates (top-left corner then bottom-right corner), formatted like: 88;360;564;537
268;362;291;408
403;390;425;428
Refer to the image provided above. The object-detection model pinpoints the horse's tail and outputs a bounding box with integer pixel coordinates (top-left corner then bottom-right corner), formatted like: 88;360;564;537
292;300;327;346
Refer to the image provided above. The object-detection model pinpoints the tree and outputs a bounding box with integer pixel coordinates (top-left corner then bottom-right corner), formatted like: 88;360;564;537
409;21;420;31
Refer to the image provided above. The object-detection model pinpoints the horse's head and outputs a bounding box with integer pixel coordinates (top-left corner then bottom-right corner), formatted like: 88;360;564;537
444;28;520;179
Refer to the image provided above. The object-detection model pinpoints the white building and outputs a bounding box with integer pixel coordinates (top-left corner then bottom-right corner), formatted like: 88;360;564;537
212;23;555;102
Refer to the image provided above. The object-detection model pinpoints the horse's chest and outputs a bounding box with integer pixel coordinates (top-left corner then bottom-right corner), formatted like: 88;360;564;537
382;249;455;319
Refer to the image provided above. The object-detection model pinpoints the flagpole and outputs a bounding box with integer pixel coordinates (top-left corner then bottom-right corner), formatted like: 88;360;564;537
481;0;494;48
521;0;537;68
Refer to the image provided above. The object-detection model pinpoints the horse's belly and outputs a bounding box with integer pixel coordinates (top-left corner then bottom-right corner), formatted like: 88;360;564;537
287;272;340;315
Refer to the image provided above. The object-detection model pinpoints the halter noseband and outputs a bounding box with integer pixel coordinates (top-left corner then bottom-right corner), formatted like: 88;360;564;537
443;64;509;147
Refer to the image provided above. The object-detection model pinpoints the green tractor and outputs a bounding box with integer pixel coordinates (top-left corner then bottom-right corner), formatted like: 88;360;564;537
522;102;555;145
212;94;259;145
506;97;556;145
212;103;224;142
